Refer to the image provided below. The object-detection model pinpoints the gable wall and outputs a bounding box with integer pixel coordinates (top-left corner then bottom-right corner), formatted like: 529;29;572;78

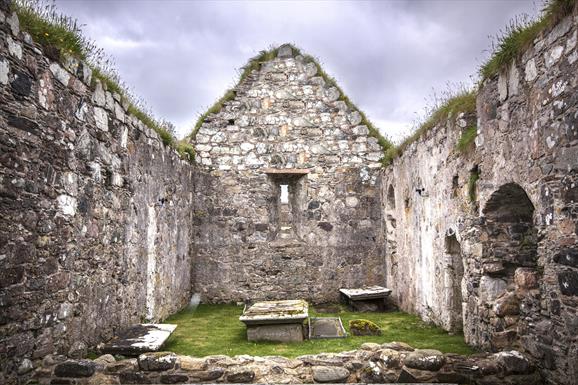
192;48;386;303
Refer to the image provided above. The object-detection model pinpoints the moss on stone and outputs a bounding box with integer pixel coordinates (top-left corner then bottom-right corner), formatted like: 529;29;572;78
349;319;382;336
456;125;478;153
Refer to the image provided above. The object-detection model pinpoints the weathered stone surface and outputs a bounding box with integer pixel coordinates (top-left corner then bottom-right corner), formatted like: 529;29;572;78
192;368;225;381
225;367;256;383
382;11;578;385
159;373;189;384
190;43;385;304
403;349;446;371
137;352;177;371
247;323;304;343
54;360;96;377
0;9;196;383
179;356;207;371
311;365;350;383
494;351;532;374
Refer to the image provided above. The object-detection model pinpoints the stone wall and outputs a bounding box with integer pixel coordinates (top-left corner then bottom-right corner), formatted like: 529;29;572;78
383;11;578;385
33;343;542;385
0;6;195;383
191;45;385;304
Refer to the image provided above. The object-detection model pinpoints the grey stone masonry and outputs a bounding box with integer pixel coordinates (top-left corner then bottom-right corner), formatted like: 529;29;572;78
190;44;386;304
0;5;195;384
383;12;578;385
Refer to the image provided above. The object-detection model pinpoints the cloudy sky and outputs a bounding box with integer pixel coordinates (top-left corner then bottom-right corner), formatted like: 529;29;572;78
54;0;539;141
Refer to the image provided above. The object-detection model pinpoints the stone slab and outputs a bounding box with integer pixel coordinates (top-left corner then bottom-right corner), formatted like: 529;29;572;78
339;286;392;300
240;300;308;325
101;324;177;356
246;323;304;342
309;317;347;339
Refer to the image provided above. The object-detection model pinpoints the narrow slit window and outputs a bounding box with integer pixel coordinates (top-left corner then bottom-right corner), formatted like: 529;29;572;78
280;184;289;204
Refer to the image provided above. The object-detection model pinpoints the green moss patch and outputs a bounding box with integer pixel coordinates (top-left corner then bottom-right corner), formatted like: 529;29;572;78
456;126;478;153
348;319;382;336
468;167;480;202
163;304;474;358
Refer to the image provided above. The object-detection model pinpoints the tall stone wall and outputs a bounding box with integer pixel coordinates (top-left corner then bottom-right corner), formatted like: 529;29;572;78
192;45;385;304
383;12;578;385
0;6;195;383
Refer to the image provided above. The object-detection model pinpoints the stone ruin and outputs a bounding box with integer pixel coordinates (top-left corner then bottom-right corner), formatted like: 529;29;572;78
0;0;577;383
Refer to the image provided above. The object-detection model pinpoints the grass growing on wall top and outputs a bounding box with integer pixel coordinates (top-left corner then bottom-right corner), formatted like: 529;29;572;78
480;0;577;79
163;304;475;357
13;0;91;59
383;89;477;165
456;125;478;153
12;0;194;162
189;44;394;163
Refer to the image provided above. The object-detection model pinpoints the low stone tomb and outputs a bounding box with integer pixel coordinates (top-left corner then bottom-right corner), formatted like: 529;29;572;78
100;324;177;355
340;285;392;311
308;317;347;339
239;300;308;342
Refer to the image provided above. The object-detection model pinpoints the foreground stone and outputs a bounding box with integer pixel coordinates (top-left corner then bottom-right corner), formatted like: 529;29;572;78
35;343;543;384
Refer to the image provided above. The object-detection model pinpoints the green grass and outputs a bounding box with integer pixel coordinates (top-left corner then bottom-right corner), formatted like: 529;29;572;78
480;0;576;79
13;0;193;162
383;90;477;165
13;0;91;60
189;44;394;164
163;304;474;358
456;125;478;153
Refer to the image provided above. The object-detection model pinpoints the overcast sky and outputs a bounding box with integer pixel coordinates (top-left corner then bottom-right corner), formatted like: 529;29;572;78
54;0;539;141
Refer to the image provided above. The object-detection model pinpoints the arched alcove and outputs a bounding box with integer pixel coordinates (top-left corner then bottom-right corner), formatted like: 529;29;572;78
387;185;395;208
479;183;538;351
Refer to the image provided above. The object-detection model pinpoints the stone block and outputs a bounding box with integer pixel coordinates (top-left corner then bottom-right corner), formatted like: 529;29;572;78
514;268;539;290
225;367;256;383
137;352;177;371
312;365;350;383
246;323;304;343
403;349;445;371
53;360;96;378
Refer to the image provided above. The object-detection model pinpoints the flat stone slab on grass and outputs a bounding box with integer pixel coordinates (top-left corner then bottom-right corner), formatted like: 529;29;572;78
101;324;177;356
240;300;308;342
309;317;347;339
239;299;308;325
339;285;392;300
340;286;392;311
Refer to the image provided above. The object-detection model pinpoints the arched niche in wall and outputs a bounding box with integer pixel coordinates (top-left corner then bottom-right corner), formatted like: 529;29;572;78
387;185;396;209
479;182;538;351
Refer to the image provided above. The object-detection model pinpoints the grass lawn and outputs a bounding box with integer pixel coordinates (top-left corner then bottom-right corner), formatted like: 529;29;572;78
163;304;475;358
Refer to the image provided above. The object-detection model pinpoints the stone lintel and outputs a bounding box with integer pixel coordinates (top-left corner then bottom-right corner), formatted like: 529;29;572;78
262;168;310;175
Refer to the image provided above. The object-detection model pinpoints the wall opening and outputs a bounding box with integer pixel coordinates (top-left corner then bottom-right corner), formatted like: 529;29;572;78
445;230;464;331
479;182;538;351
266;171;307;241
452;175;459;197
387;185;395;208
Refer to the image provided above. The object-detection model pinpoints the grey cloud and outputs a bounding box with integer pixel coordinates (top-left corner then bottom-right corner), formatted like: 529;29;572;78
55;0;536;140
